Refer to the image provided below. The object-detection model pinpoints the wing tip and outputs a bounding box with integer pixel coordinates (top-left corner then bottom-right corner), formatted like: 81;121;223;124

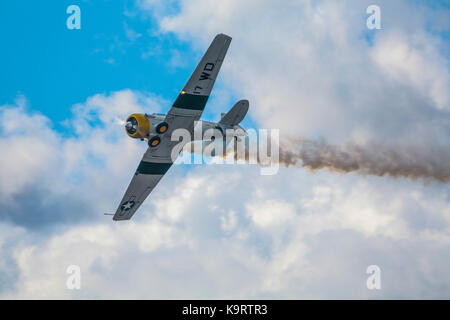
113;216;131;222
216;33;232;41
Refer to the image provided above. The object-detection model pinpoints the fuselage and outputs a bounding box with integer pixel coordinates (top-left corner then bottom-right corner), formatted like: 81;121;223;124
125;112;247;146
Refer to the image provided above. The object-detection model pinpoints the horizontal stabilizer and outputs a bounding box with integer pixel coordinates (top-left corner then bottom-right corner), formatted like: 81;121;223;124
219;100;249;126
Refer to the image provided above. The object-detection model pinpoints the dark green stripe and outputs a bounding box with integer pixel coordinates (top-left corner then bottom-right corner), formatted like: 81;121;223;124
172;93;209;110
136;161;172;175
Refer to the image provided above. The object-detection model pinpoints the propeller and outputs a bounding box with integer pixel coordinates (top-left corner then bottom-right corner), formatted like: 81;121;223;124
124;117;138;135
113;116;125;125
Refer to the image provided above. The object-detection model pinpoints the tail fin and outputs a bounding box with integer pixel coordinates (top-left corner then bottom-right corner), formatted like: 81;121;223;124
219;100;249;126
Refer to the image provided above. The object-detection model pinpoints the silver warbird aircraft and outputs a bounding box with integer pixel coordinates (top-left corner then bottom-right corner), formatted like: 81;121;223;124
112;34;249;221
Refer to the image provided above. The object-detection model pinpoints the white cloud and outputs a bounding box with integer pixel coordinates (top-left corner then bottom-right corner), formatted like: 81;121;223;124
0;91;165;228
142;0;449;144
0;101;448;298
132;0;450;298
246;199;296;229
2;163;449;299
371;31;450;110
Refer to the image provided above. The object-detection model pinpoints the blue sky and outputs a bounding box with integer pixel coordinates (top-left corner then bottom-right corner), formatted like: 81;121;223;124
0;0;241;131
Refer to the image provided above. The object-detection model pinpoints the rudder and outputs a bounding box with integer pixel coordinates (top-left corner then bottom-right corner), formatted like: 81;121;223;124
219;100;249;126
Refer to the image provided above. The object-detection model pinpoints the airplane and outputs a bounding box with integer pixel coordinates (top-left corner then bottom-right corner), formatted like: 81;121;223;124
112;33;249;221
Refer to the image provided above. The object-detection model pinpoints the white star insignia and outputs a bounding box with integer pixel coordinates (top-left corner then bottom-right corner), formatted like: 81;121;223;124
123;202;132;210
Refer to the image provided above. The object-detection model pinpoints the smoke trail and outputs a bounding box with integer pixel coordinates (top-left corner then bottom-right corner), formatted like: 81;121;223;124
278;138;450;183
187;137;450;183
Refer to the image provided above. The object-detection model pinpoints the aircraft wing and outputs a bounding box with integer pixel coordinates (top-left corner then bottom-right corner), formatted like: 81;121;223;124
113;34;231;221
112;158;172;221
164;33;232;136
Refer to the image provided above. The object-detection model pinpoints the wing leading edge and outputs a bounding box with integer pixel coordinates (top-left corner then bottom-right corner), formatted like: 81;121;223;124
113;34;232;221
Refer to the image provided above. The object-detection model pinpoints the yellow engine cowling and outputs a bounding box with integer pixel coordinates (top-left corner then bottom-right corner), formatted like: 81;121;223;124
125;113;150;139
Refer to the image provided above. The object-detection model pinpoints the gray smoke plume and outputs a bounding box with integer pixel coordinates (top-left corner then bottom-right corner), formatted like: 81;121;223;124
278;138;450;183
186;137;450;183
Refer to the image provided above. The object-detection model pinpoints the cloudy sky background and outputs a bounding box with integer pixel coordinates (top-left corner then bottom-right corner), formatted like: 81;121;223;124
1;0;450;298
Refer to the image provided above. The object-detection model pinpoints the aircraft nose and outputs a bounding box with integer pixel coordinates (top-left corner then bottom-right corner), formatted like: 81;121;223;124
125;121;133;129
